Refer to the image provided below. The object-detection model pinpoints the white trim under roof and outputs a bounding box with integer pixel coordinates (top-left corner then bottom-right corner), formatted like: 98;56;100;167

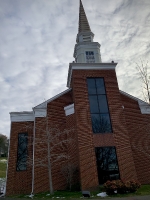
33;108;47;118
34;88;72;109
10;111;34;122
120;90;150;114
64;104;74;116
67;63;117;88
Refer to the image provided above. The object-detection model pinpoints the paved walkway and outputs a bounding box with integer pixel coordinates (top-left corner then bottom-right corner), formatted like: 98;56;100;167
102;195;150;200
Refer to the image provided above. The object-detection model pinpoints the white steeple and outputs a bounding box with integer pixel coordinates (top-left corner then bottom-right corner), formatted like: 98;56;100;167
74;0;101;63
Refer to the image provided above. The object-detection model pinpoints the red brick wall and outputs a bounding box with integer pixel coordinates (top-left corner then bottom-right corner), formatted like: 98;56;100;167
65;113;80;188
8;70;150;195
6;90;80;195
33;117;50;193
6;121;33;195
93;133;115;147
71;69;137;190
33;90;80;193
120;93;150;184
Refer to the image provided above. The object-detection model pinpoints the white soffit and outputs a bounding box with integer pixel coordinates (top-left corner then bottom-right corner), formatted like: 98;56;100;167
67;63;117;88
64;104;74;116
10;111;34;122
33;108;47;117
120;90;150;114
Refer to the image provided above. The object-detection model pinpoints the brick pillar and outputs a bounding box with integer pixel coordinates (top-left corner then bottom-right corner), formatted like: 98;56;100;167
6;121;33;195
71;69;137;190
72;70;99;190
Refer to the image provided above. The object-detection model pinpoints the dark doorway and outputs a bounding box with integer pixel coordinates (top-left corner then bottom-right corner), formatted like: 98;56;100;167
95;146;120;184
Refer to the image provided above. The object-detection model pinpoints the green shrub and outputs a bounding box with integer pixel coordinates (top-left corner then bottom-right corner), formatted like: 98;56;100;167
104;179;141;195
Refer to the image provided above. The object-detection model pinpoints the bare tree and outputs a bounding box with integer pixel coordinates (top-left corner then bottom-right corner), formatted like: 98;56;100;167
31;125;74;195
17;118;74;195
136;60;150;104
0;134;8;157
61;163;78;191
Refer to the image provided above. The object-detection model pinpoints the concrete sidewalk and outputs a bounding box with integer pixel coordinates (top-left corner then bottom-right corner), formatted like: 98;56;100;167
99;195;150;200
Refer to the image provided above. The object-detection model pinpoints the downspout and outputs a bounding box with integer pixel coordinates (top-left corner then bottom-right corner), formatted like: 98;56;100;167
31;111;36;195
4;121;12;196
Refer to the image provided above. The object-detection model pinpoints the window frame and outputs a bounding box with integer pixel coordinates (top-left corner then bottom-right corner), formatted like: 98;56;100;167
16;132;28;171
95;146;120;184
87;77;113;133
85;51;95;63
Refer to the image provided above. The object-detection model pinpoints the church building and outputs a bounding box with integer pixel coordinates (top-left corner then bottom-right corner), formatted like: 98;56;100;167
6;0;150;195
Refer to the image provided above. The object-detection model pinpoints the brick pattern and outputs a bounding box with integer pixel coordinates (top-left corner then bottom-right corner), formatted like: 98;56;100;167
6;121;33;195
120;93;150;184
7;68;150;195
71;69;137;190
33;117;50;193
93;133;115;147
33;91;80;193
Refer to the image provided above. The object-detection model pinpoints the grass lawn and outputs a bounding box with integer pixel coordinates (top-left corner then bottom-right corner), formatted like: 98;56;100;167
11;184;150;199
0;157;7;178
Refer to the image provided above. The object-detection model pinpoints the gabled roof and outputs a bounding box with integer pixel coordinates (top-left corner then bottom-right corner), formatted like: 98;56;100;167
33;88;72;109
120;90;150;114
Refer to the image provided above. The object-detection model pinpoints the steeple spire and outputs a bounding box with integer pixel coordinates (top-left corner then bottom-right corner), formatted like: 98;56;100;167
73;0;101;63
76;0;94;43
79;0;91;33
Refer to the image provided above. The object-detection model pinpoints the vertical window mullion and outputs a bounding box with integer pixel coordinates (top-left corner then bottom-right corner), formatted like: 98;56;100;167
87;78;112;133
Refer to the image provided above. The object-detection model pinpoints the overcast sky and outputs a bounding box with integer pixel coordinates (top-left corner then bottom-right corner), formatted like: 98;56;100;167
0;0;150;137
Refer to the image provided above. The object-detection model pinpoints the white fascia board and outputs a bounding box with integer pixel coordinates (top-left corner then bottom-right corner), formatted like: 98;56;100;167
10;111;34;122
64;104;74;116
120;90;150;114
67;63;117;88
33;108;47;117
34;89;72;109
138;101;150;114
75;42;100;49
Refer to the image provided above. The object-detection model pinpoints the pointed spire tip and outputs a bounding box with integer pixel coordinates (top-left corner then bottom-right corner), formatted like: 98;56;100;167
78;0;91;33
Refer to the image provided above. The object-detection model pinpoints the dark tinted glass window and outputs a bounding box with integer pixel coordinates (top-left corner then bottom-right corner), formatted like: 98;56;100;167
85;51;95;63
87;78;112;133
91;114;112;133
98;95;108;113
16;133;28;171
89;96;99;113
91;114;101;133
96;78;105;94
95;147;120;184
87;79;96;94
